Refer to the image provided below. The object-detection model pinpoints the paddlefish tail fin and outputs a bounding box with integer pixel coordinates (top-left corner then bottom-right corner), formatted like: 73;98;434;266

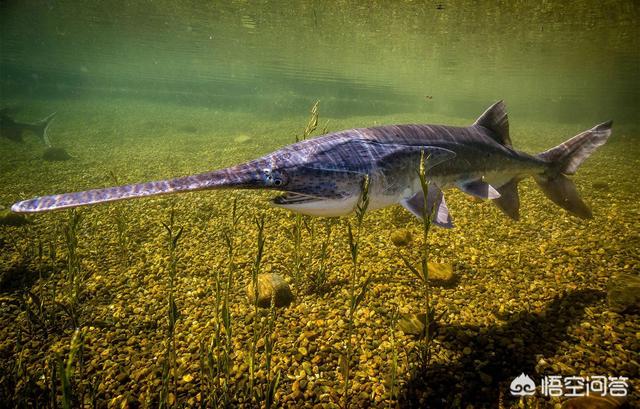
33;112;57;147
534;120;613;219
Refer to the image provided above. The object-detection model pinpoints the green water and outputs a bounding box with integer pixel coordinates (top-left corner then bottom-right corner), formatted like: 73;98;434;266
1;1;638;124
1;1;639;408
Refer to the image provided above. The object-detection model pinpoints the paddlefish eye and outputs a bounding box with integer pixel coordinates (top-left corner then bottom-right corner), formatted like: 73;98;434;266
262;168;287;187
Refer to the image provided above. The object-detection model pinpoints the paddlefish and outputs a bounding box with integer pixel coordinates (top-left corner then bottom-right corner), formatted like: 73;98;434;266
10;101;612;227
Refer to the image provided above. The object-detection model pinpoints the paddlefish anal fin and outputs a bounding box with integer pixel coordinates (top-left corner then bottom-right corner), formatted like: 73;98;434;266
492;178;520;220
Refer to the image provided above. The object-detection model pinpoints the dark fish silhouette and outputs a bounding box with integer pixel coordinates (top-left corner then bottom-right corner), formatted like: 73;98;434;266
11;102;612;227
0;108;57;147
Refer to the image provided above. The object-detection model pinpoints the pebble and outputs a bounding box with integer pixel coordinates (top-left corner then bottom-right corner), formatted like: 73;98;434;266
390;229;412;246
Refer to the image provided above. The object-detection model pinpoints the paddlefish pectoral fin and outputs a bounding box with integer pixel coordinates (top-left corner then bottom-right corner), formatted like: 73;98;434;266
400;184;453;228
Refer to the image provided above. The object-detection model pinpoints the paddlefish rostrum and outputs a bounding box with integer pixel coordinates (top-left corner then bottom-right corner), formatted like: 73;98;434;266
11;101;612;227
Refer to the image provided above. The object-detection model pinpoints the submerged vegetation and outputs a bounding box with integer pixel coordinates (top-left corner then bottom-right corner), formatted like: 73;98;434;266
61;210;88;329
108;171;130;268
342;174;373;407
397;152;440;370
160;208;184;408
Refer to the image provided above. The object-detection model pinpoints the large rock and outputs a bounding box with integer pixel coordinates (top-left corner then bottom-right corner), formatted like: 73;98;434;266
607;273;640;313
246;273;294;308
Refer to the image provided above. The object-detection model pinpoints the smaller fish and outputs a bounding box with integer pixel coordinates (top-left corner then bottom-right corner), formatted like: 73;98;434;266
0;108;57;147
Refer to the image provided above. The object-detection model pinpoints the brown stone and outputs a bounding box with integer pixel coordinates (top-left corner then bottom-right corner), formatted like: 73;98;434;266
390;229;412;247
246;273;294;308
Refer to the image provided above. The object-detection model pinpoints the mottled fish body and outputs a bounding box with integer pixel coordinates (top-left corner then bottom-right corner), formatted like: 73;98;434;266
11;101;612;227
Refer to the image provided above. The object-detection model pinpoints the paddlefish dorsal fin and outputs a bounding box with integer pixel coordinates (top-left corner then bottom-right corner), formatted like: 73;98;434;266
474;100;511;147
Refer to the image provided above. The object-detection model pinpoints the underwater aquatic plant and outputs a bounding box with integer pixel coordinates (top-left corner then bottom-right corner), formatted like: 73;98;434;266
396;151;440;369
248;215;266;403
244;216;282;408
20;288;51;336
63;210;81;283
289;214;304;291
108;171;130;267
198;337;216;408
198;270;233;409
260;297;281;409
60;209;90;328
341;174;373;407
289;100;321;290
15;236;62;339
48;238;57;266
54;328;85;409
11;330;31;406
388;308;400;407
297;100;319;143
202;195;243;407
159;208;183;409
307;218;335;294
